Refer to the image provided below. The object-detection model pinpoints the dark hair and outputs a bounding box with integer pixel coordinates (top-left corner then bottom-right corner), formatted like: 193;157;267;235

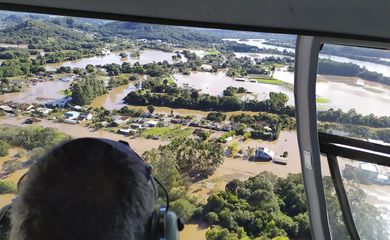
10;138;155;240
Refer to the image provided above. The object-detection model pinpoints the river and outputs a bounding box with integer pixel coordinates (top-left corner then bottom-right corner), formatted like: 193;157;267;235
225;38;390;78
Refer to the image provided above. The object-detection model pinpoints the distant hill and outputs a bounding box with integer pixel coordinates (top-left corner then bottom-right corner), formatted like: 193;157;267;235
99;21;221;45
0;20;92;44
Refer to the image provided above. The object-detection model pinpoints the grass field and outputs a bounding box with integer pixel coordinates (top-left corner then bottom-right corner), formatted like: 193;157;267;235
316;97;330;103
252;77;286;85
141;125;193;139
206;49;220;55
59;89;72;97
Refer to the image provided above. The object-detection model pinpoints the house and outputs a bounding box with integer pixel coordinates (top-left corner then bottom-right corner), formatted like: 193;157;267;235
64;111;81;120
182;119;192;126
78;112;93;121
146;120;159;127
132;118;142;123
130;123;143;129
254;147;275;161
171;119;181;124
0;105;14;113
375;174;390;185
36;107;53;115
113;116;130;125
19;103;34;111
72;105;83;111
118;128;137;136
357;163;379;184
189;121;200;127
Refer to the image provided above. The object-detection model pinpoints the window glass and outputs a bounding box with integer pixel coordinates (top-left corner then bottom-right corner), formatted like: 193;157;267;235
0;10;306;239
317;44;390;239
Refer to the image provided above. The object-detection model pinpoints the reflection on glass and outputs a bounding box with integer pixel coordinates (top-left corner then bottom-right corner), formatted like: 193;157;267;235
316;44;390;144
339;158;389;239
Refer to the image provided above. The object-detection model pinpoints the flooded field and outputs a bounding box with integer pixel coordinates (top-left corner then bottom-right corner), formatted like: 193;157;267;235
173;71;295;104
0;80;70;104
317;75;390;116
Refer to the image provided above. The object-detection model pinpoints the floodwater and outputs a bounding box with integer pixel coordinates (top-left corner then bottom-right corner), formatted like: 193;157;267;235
316;75;390;116
46;49;177;71
0;43;28;49
0;80;70;104
321;54;390;77
180;223;209;240
90;84;138;110
173;72;295;105
189;131;301;203
234;52;288;60
222;38;293;52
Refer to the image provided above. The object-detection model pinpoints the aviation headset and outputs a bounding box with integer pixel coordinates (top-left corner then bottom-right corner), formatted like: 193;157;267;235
0;138;184;240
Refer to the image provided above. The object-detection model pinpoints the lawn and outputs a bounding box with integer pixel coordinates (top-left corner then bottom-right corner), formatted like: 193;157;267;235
59;89;72;97
142;125;193;139
206;49;220;55
162;75;175;84
316;97;330;103
252;77;286;85
142;125;177;138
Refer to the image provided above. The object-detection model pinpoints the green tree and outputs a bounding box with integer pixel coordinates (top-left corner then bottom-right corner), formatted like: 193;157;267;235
0;181;16;194
170;199;196;222
147;105;155;114
0;140;9;157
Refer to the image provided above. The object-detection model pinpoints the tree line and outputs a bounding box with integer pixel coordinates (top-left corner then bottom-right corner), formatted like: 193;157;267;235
318;108;390;128
123;78;295;116
318;59;390;85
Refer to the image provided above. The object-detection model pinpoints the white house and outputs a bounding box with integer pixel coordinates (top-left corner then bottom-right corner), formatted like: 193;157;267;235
146;120;159;127
255;147;275;161
64;111;81;120
0;105;14;113
118;128;137;136
36;107;53;115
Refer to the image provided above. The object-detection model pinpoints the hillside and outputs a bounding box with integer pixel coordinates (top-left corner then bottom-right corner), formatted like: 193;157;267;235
0;20;101;51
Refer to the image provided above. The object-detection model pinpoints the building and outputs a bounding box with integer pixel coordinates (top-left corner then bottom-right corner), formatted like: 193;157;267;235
118;128;137;136
357;163;379;184
78;112;93;121
64;111;81;120
130;123;143;129
112;115;130;125
36;107;53;115
72;105;83;111
254;147;275;161
0;105;14;113
146;120;159;127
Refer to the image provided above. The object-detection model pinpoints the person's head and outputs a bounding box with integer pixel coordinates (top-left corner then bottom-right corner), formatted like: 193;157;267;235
10;138;156;240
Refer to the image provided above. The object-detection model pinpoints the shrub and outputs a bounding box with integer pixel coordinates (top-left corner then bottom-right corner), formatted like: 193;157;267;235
0;181;16;194
2;159;23;173
0;140;9;157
